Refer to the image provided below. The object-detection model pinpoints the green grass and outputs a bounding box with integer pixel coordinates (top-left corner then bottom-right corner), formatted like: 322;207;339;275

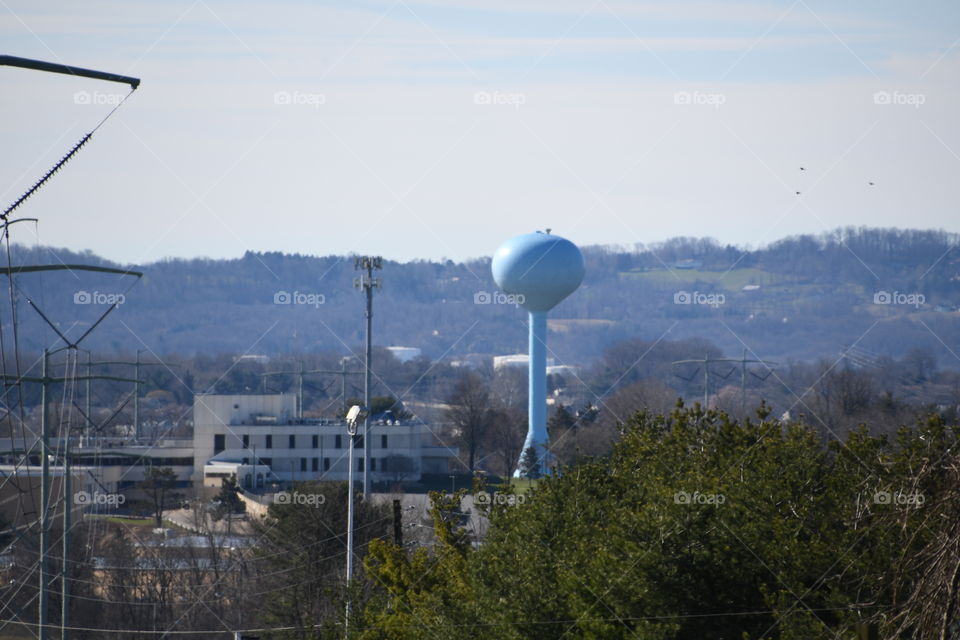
97;515;154;526
499;478;540;495
621;267;786;291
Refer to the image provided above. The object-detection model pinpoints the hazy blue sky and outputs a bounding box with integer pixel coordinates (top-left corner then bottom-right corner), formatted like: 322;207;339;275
1;0;958;265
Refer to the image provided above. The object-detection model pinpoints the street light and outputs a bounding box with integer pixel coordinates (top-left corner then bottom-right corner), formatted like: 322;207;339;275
344;404;364;636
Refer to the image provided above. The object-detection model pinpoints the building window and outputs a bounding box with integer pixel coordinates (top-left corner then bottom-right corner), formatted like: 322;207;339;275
381;457;388;472
323;457;330;471
335;435;342;449
356;435;364;449
265;435;272;449
262;457;272;466
289;434;296;449
243;458;249;464
312;434;318;449
242;434;249;448
214;434;225;454
381;434;388;449
300;457;307;472
358;458;364;472
311;458;318;472
371;458;377;472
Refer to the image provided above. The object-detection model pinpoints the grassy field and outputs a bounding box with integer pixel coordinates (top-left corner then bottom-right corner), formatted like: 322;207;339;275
621;267;785;291
499;477;540;495
85;514;154;526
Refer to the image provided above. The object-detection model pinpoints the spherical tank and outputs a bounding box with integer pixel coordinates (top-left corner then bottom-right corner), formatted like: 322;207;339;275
491;232;585;312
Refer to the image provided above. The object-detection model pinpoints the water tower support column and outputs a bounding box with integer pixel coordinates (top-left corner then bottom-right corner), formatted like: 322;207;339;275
520;311;548;476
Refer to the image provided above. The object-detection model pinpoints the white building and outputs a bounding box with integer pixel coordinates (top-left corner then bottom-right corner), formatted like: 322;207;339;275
192;394;457;489
493;354;556;370
386;346;422;363
0;437;194;492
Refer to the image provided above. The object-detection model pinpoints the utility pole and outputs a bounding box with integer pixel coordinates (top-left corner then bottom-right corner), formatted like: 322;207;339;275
354;256;382;497
84;351;90;447
61;427;71;640
135;350;140;440
393;499;403;546
38;350;49;640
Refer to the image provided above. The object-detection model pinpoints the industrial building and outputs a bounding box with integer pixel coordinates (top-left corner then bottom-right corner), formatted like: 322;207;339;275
192;393;457;489
0;392;457;524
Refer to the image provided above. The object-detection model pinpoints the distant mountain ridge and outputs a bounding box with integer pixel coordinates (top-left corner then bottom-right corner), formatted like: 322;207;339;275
2;227;958;367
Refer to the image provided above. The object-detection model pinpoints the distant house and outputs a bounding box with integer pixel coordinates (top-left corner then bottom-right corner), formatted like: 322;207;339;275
673;259;703;270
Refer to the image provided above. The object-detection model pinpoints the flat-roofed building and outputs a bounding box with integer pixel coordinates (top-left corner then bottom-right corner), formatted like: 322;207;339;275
192;394;457;489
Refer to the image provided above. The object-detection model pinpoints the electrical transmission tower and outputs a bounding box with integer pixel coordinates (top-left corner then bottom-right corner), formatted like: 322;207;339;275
672;349;777;417
0;264;142;640
82;350;180;443
261;358;365;419
0;54;140;640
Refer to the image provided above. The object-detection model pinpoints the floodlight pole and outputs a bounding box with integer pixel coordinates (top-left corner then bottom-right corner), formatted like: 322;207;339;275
344;405;362;637
354;257;382;497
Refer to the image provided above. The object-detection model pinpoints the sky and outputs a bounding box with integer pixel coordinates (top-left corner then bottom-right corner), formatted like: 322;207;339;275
0;0;958;266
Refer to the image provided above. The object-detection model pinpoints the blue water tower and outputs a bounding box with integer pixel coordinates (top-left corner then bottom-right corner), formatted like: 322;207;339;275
492;231;585;476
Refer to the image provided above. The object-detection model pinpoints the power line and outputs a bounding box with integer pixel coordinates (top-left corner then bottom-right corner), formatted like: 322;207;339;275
672;349;777;416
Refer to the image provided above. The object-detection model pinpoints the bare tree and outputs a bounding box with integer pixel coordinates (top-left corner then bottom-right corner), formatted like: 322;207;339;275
140;466;179;527
445;371;493;472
